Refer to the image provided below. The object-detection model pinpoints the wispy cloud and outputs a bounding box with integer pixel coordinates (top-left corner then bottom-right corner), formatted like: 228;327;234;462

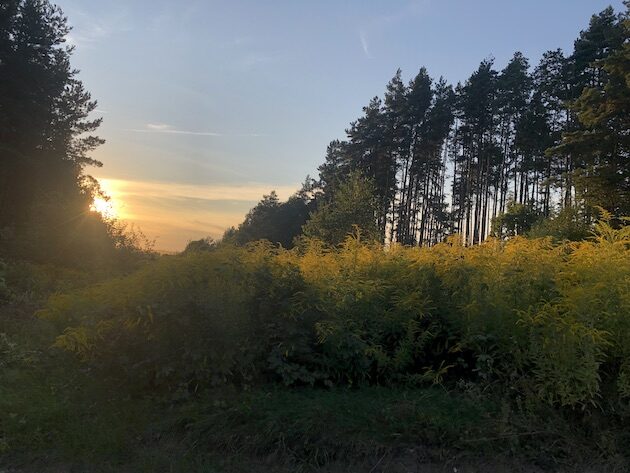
146;123;170;131
95;177;299;251
128;128;222;137
359;30;372;59
126;123;265;138
99;177;298;204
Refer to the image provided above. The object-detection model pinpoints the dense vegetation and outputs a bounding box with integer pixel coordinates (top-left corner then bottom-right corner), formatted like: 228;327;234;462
1;1;629;471
44;218;630;411
2;219;629;470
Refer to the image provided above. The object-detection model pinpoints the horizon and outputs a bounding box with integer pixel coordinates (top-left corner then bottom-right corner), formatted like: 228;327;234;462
57;0;625;251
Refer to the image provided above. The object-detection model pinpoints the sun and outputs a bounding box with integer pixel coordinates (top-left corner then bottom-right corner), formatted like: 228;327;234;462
91;196;117;219
90;178;123;219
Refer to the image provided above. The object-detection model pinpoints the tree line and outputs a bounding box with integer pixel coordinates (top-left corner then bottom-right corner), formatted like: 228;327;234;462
227;4;629;248
0;1;627;257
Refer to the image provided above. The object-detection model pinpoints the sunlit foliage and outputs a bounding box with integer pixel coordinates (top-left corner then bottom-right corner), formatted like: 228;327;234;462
40;218;630;413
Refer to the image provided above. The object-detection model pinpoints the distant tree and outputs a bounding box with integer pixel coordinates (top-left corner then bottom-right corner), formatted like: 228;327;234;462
316;68;453;246
497;52;533;212
514;92;553;213
225;191;281;244
183;237;216;253
223;182;317;248
412;76;454;246
302;172;379;245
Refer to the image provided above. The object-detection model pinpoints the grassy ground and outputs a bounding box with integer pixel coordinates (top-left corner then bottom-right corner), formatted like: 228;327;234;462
3;379;627;472
1;285;628;472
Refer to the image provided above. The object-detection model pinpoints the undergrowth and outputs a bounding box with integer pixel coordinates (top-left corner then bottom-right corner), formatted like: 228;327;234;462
1;218;629;470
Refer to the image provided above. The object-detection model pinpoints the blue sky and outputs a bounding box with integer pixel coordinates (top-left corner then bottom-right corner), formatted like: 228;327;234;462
57;0;625;250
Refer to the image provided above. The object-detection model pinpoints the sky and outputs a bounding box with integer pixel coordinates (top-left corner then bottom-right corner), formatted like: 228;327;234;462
56;0;626;251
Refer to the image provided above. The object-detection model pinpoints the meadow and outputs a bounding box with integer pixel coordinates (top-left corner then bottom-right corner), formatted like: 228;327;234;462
1;219;629;472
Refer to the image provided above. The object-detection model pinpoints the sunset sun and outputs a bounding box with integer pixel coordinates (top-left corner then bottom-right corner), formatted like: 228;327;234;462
90;178;121;219
91;196;117;219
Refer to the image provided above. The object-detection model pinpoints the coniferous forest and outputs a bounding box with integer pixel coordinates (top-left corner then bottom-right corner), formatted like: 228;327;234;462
225;5;629;249
1;1;630;472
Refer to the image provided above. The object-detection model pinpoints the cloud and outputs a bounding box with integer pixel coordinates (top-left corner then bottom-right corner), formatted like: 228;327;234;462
359;30;372;59
128;123;222;137
100;177;298;204
126;123;266;138
146;123;171;131
94;177;300;251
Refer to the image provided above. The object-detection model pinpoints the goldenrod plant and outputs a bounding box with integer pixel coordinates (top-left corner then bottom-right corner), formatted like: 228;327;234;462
41;216;630;413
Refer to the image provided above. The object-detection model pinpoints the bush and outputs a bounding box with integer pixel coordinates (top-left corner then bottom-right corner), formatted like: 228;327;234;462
527;206;591;241
40;219;630;413
491;201;541;238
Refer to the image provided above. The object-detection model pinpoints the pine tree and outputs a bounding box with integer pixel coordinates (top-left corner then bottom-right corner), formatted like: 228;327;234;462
553;8;630;215
496;52;532;213
450;59;498;244
533;49;571;211
412;76;453;246
318;140;351;198
0;0;110;265
549;5;629;216
345;96;395;239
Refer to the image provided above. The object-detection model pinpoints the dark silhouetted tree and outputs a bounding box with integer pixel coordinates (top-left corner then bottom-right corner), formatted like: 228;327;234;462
223;184;317;248
0;0;140;267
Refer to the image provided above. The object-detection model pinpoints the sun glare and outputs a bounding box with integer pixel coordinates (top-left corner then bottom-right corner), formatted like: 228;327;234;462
91;196;117;219
90;178;121;219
